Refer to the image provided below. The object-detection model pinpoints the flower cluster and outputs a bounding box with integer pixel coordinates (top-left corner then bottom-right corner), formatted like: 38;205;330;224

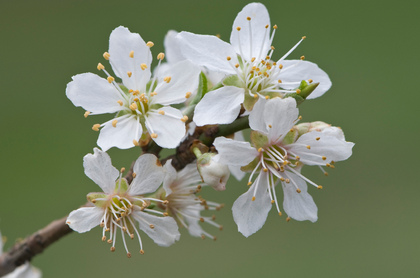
65;2;354;256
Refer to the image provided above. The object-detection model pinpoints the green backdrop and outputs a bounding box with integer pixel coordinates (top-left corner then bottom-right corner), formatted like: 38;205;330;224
0;0;418;277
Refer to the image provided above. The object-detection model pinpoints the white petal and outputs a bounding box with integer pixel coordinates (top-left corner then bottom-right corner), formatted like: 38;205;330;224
3;263;42;278
282;172;318;222
232;171;272;237
287;131;354;165
109;26;152;91
146;106;186;148
177;31;237;74
193;86;245;126
265;98;299;142
213;137;258;166
175;163;202;188
133;211;180;247
248;97;269;134
66;73;123;115
128;154;164;196
83;148;119;193
163;160;177;196
66;207;103;233
230;3;271;61
279;60;332;99
228;165;246;181
321;126;345;141
153;60;200;105
97;115;142;151
164;30;185;63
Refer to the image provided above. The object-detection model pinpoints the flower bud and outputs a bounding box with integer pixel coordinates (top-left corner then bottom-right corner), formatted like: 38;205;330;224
295;121;331;136
196;153;230;191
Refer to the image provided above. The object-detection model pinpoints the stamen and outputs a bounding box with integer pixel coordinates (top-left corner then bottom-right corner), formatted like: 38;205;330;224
97;63;105;70
185;92;192;98
140;63;147;70
107;76;115;83
164;76;171;83
112;120;118;127
157;53;165;60
127;71;132;77
92;124;100;131
129;51;134;58
84;111;91;118
103;52;110;60
146;41;154;48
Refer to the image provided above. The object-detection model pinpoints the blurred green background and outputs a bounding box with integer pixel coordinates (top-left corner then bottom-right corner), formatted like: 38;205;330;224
0;0;418;277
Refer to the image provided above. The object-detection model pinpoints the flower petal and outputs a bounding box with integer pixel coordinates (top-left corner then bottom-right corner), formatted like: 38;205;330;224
230;3;271;61
193;86;245;126
153;60;200;105
66;73;123;115
164;30;185;63
83;148;119;193
213;137;259;166
282;172;318;222
128;154;164;196
177;31;237;74
287;130;354;165
97;115;142;151
145;106;186;148
66;207;103;233
278;60;332;99
3;263;42;278
109;26;152;91
163;160;177;196
232;171;272;237
133;211;180;247
229;165;246;181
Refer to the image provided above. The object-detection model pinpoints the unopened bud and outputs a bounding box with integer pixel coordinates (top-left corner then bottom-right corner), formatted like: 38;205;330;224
195;152;230;191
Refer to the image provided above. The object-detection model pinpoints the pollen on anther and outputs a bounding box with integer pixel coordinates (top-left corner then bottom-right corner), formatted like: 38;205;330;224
151;133;158;138
296;89;301;94
102;236;106;241
112;120;118;128
253;94;258;98
110;247;116;252
285;179;290;183
322;156;327;160
268;124;272;128
164;76;171;83
265;24;269;28
246;16;251;21
140;63;147;70
247;181;252;186
84;111;91;118
300;55;305;60
298;115;302;120
308;79;313;83
286;217;291;222
120;167;126;173
97;63;105;71
306;145;311;149
103;52;110;60
181;116;188;122
129;102;138;111
296;189;301;193
158;110;165;115
133;140;139;146
271;46;275;50
302;36;307;40
317;185;323;189
157;52;165;60
251;196;256;201
236;27;241;31
92;124;100;131
132;172;137;178
227;56;231;61
279;64;283;69
324;172;329;176
129;51;134;58
271;200;275;204
127;71;132;77
273;25;278;29
107;76;115;83
185;92;192;98
316;137;320;141
107;239;112;244
146;41;154;48
140;249;145;254
149;224;155;229
235;64;239;68
265;95;269;99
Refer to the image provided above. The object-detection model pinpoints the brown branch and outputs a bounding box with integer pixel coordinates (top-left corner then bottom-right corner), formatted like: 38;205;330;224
0;216;72;276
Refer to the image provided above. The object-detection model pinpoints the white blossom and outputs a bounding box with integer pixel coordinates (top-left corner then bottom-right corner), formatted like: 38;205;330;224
66;26;200;150
66;148;180;256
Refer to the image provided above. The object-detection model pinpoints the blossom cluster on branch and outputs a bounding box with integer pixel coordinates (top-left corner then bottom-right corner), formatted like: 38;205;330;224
63;2;355;261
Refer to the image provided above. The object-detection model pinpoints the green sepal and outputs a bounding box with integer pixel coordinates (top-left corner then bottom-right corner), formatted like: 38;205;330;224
114;178;129;193
300;82;319;99
243;90;259;111
282;128;298;145
223;74;243;87
250;131;268;149
191;72;208;104
87;192;107;208
241;156;260;172
119;84;129;95
284;92;305;105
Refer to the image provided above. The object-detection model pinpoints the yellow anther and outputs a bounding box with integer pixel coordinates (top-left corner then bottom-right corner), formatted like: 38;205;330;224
219;225;223;231
103;52;110;60
199;217;205;223
164;76;171;83
302;36;307;40
246;16;251;21
258;147;263;152
112;120;118;128
130;234;134;239
317;185;323;189
258;72;262;76
120;167;125;173
263;168;268;172
273;25;278;29
115;100;123;106
140;249;145;255
129;50;134;58
296;89;301;94
149;224;155;229
265;24;269;28
252;196;256;201
271;200;275;204
286;217;291;222
253;94;258;98
326;163;331;167
251;57;256;62
129;89;134;93
268;124;272;128
308;79;313;83
201;235;206;240
110;247;116;252
181;115;188;122
146;41;154;48
84;111;91;118
247;181;252;186
129;102;138;111
149;91;157;96
127;71;132;77
300;55;305;60
306;145;311;149
157;52;165;60
273;62;277;66
216;34;221;38
102;236;106;241
316;137;320;141
132;173;137;179
151;133;158;138
158;110;165;115
266;56;270;60
227;56;231;61
140;63;147;70
283;161;288;166
324;172;329;176
185;92;192;98
279;64;283;69
298;115;302;120
285;179;290;183
97;63;105;70
107;239;112;244
295;156;300;160
107;76;114;83
278;80;282;84
280;177;285;181
330;164;335;169
92;124;100;131
296;189;301;193
236;27;241;31
235;64;239;68
322;156;327;160
278;212;282;216
265;95;269;99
